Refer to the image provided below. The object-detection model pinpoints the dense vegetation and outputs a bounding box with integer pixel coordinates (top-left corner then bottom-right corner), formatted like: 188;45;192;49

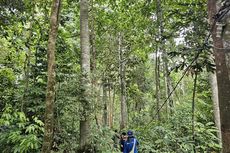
1;0;228;152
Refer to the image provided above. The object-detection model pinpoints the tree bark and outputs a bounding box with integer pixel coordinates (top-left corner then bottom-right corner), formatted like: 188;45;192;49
103;80;108;126
119;33;128;130
208;0;230;152
154;0;162;120
154;46;160;120
210;73;221;142
157;0;173;115
41;0;60;152
111;84;116;128
89;0;100;128
108;82;113;128
79;0;92;151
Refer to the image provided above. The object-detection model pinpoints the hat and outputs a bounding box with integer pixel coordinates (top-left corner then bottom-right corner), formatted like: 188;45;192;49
127;130;133;136
121;132;126;135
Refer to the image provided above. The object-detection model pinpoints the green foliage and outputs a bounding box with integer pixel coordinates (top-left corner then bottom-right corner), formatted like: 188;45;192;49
53;78;81;152
0;0;222;152
0;105;44;153
91;126;114;152
137;108;221;153
0;67;16;110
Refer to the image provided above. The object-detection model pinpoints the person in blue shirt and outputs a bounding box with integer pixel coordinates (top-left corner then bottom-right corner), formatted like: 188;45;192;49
124;130;139;153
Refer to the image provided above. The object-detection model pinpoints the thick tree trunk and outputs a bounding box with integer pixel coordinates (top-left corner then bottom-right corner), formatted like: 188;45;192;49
41;0;60;152
79;0;92;151
119;34;128;130
208;1;230;152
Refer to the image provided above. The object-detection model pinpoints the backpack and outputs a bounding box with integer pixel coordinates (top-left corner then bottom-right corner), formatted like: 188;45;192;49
129;139;136;153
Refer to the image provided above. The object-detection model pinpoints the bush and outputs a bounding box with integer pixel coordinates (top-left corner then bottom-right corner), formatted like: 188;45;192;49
0;104;44;153
137;108;221;153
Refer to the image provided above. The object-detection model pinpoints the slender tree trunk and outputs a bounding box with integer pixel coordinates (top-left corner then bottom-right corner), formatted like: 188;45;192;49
166;75;173;112
210;73;222;141
103;80;108;126
208;1;230;152
154;45;160;120
108;82;113;128
154;0;163;120
157;0;173;115
41;0;60;152
119;33;128;130
90;0;96;73
89;0;100;128
112;84;116;128
79;0;92;151
163;50;173;114
192;72;198;153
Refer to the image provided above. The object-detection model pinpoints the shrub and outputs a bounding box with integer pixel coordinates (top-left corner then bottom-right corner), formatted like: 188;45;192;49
0;104;44;153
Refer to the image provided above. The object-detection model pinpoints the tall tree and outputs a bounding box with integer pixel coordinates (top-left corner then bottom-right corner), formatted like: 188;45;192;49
41;0;61;152
210;73;221;141
108;82;113;128
208;0;230;152
79;0;92;151
159;0;173;114
155;0;162;120
119;33;128;130
102;79;108;126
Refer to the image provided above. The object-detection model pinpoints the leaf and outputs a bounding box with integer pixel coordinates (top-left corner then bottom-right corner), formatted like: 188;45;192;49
155;139;163;144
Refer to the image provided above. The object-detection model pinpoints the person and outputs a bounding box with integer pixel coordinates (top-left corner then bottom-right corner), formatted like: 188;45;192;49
124;130;139;153
120;132;128;152
112;129;120;150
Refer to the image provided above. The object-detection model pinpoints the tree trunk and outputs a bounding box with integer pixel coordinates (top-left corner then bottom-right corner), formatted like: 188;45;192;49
108;82;113;128
103;80;108;126
208;1;230;152
89;0;100;128
165;74;173;113
157;0;173;115
154;0;162;120
119;33;128;130
41;0;60;152
111;84;116;128
154;46;160;120
79;0;92;151
210;73;222;142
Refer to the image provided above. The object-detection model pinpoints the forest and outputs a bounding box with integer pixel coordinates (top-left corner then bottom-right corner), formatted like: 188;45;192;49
1;0;230;153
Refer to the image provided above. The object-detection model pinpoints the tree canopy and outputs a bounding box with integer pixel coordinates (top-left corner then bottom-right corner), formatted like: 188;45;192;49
0;0;229;152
